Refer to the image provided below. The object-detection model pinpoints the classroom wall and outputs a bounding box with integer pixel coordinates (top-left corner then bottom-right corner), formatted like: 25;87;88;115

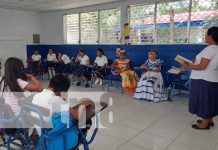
0;8;43;67
27;44;207;85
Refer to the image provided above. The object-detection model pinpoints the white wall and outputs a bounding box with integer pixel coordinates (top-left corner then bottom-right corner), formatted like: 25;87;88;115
41;0;165;44
0;8;42;67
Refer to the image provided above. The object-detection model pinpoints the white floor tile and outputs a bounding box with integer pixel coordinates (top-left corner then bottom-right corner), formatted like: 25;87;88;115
101;124;141;141
119;111;161;131
175;131;218;150
130;132;172;150
166;142;206;150
89;133;126;150
118;142;150;150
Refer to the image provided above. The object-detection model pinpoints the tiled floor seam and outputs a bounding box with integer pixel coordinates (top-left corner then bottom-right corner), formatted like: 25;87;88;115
163;117;196;150
114;100;184;150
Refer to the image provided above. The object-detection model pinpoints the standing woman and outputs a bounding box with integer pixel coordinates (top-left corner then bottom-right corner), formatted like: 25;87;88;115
47;48;57;79
179;27;218;130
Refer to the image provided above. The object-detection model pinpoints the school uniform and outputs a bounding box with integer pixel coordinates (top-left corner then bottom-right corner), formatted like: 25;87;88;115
47;53;57;67
56;54;71;74
189;45;218;119
32;54;42;75
0;77;29;114
93;55;108;79
32;89;92;136
73;55;90;79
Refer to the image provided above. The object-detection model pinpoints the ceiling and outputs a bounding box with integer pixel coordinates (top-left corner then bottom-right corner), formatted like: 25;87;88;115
0;0;123;12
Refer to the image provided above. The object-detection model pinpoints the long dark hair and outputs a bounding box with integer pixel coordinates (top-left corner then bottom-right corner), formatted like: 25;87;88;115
0;57;27;93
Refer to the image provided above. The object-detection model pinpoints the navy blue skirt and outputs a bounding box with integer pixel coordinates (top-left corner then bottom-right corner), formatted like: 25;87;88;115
189;79;218;119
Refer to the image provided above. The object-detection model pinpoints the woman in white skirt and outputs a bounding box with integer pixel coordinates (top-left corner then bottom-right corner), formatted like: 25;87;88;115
133;50;167;102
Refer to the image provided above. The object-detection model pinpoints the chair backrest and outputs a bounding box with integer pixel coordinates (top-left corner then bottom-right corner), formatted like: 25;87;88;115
42;112;78;150
107;59;113;66
0;101;20;130
181;69;191;81
20;104;79;150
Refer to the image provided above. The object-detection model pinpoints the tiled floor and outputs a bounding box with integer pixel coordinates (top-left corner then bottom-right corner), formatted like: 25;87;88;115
1;80;218;150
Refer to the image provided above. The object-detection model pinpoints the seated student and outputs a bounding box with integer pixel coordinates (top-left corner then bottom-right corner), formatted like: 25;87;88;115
56;53;71;74
73;50;90;88
32;49;42;76
112;50;138;93
133;50;167;102
32;74;92;136
92;48;108;86
0;57;43;114
46;48;57;79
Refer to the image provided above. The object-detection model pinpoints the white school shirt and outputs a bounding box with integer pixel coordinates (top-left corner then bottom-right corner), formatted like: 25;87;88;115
32;89;69;122
47;53;56;62
94;56;108;67
190;45;218;82
0;77;29;113
61;54;71;64
32;54;41;61
78;55;89;65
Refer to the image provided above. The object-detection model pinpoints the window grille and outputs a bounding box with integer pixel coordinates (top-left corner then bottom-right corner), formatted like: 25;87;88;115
80;11;98;44
99;8;121;44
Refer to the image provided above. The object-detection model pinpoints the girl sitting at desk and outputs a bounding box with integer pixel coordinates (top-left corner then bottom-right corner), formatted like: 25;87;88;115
73;49;90;88
46;48;57;79
32;49;42;76
56;53;71;74
92;48;108;86
133;50;167;102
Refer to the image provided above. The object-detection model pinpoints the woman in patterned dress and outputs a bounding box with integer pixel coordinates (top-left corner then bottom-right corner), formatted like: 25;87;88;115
133;50;167;102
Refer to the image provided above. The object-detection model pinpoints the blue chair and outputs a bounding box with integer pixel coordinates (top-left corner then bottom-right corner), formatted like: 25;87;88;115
0;101;25;150
107;73;124;93
20;104;100;150
169;69;192;100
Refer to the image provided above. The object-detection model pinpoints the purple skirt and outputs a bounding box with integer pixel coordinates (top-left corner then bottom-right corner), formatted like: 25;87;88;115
189;79;218;119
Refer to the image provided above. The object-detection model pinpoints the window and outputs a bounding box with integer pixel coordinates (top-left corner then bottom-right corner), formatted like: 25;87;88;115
156;0;190;44
64;0;218;44
129;4;155;44
189;0;218;43
99;8;121;44
63;14;79;44
80;11;98;44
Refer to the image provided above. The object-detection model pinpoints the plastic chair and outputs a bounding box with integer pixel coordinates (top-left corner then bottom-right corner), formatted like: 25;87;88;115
107;73;124;93
170;69;192;100
0;101;25;150
20;104;100;150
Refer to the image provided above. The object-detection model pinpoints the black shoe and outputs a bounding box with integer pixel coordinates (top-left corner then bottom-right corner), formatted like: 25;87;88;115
76;82;81;86
197;120;214;126
84;83;90;88
192;124;210;130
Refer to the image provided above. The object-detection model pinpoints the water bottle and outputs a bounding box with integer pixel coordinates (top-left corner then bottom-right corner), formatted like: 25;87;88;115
167;85;172;102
